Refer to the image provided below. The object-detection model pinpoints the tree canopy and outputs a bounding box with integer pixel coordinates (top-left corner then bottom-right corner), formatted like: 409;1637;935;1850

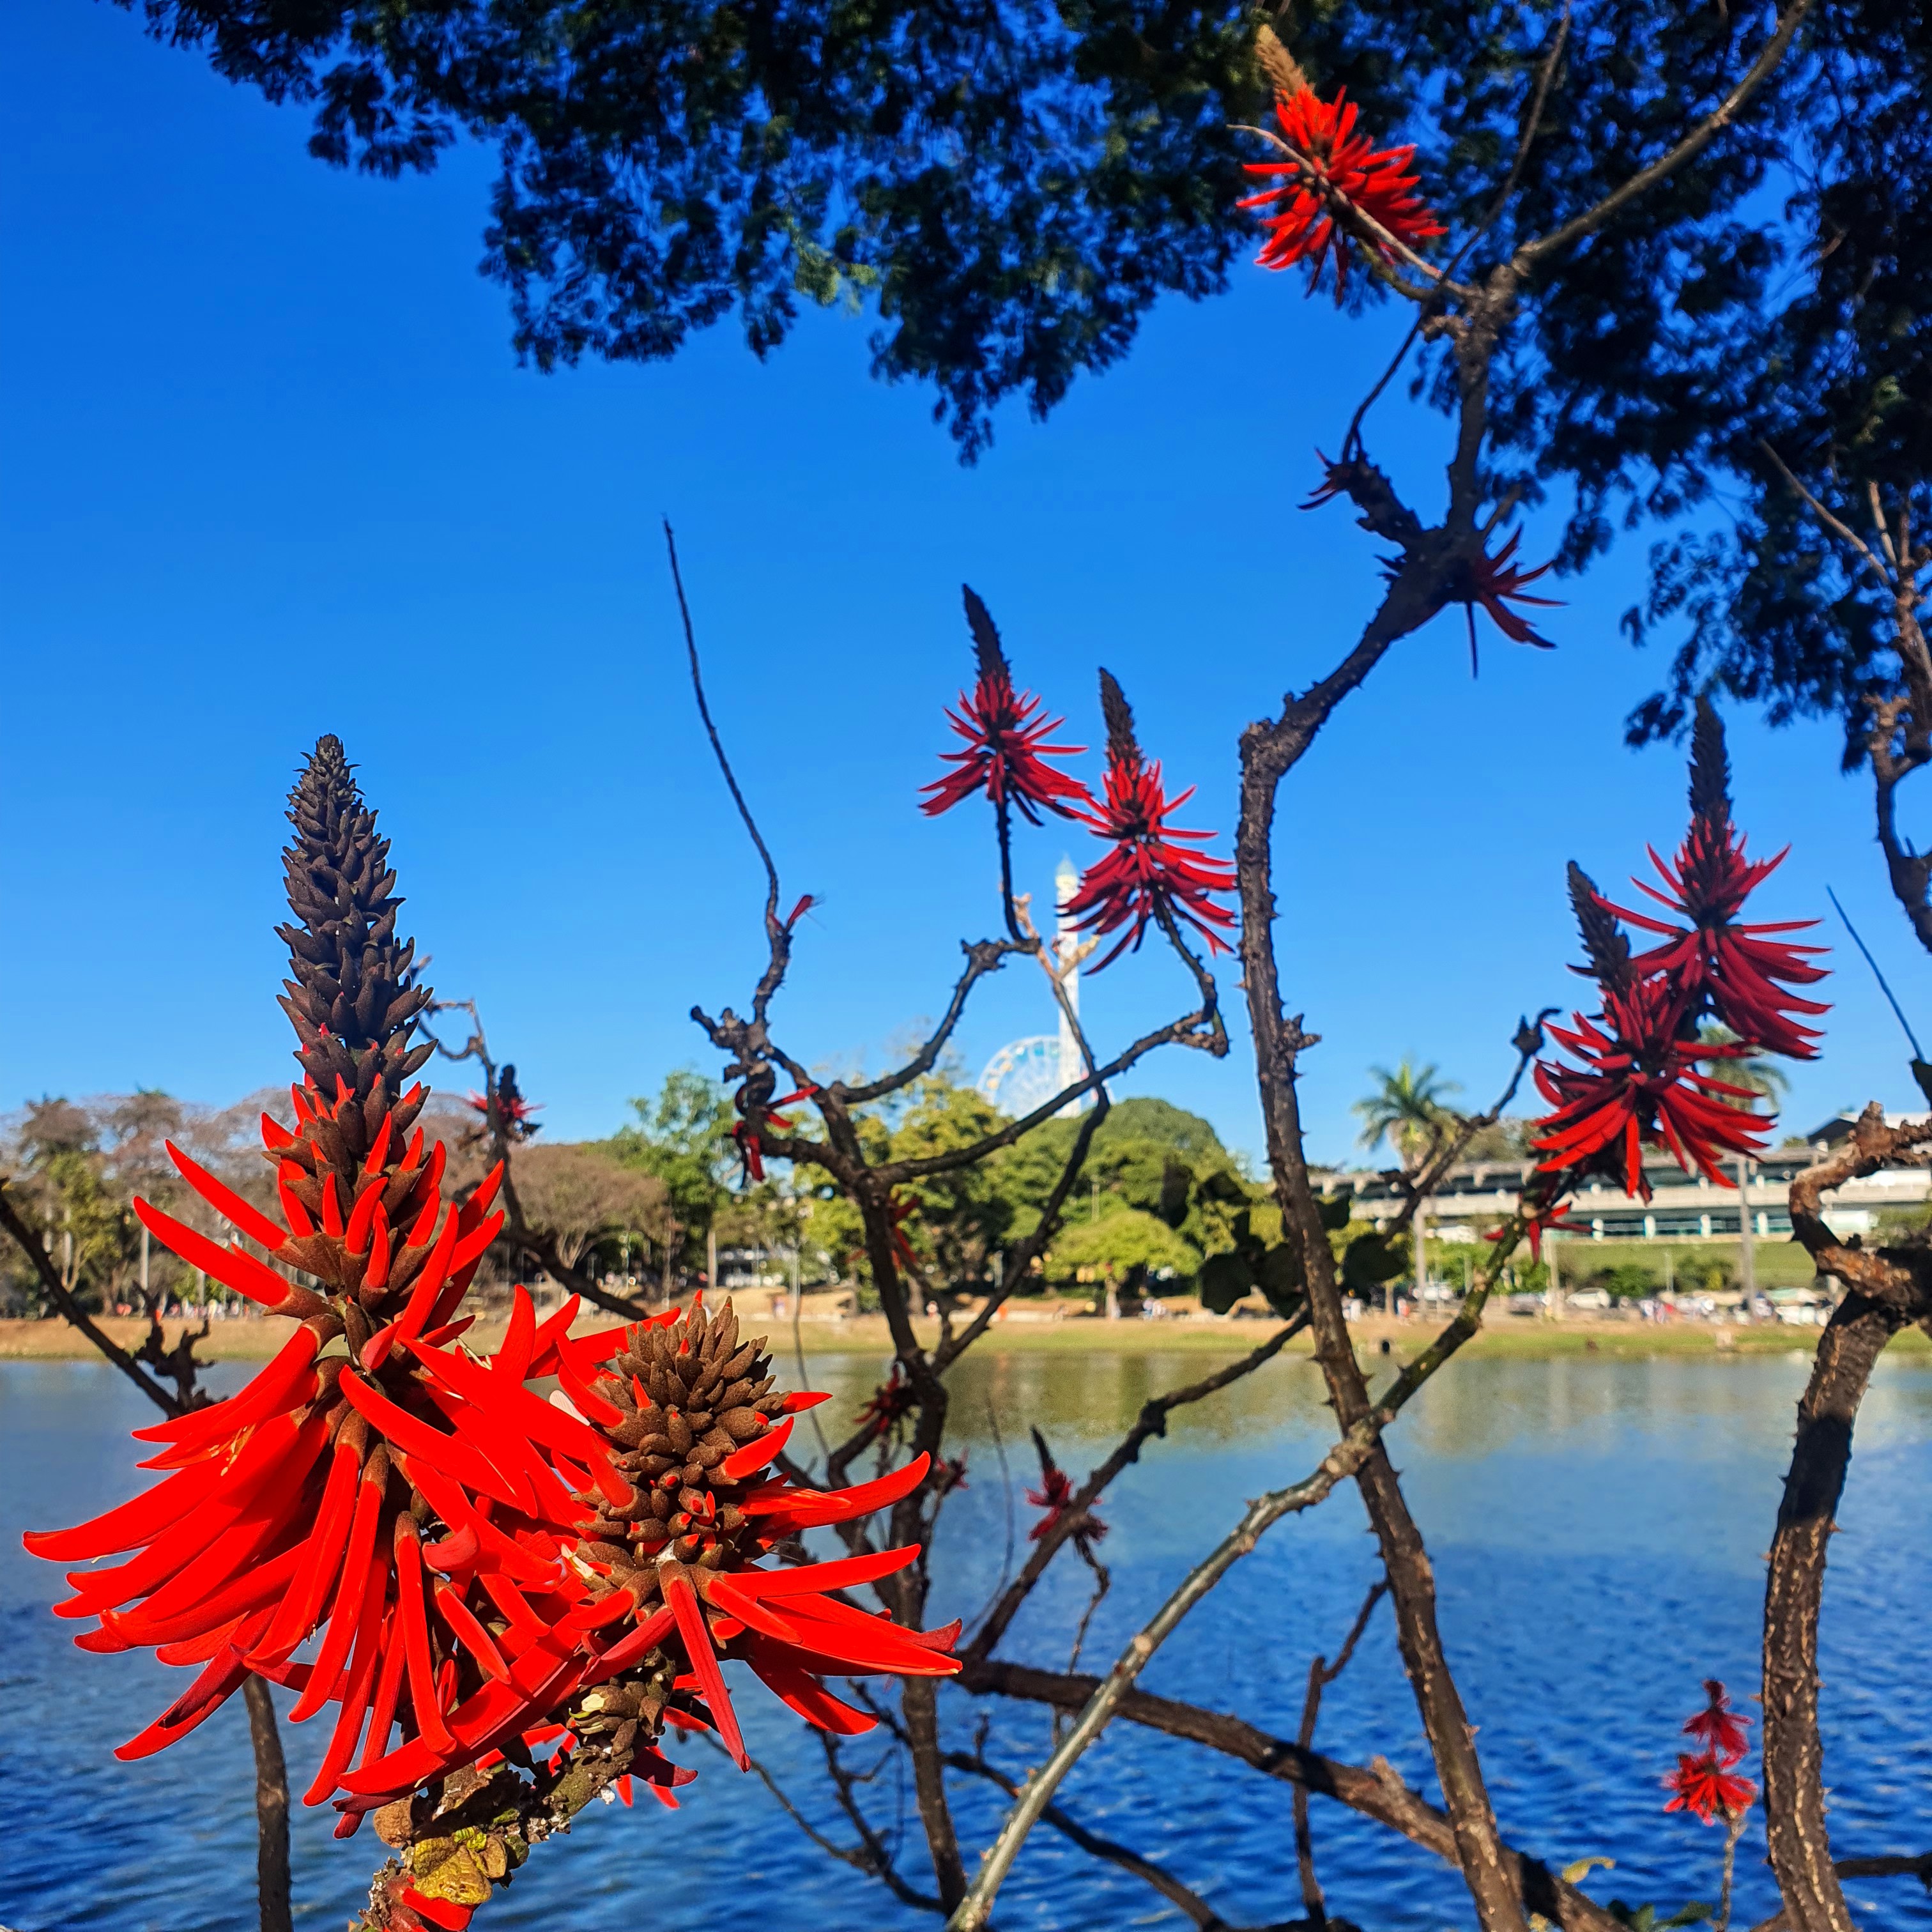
114;0;1885;472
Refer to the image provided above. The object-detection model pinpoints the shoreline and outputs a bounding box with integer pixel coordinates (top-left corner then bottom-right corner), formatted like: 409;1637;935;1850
3;1313;1920;1365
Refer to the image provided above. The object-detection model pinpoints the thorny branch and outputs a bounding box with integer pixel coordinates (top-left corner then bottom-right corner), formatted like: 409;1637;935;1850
1761;1112;1932;1932
947;1222;1524;1929
420;997;656;1322
1295;1578;1390;1924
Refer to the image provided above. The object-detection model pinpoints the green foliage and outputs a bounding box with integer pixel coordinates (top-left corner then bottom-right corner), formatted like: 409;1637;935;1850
1050;1207;1200;1284
1341;1228;1410;1299
1591;1261;1660;1301
116;0;1848;472
607;1068;737;1262
1354;1061;1462;1169
1607;1901;1713;1931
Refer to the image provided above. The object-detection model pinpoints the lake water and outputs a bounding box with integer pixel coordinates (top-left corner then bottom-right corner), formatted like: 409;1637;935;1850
4;1347;1930;1932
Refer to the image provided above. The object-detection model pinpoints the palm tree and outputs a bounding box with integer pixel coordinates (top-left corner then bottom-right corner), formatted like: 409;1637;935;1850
1354;1059;1462;1170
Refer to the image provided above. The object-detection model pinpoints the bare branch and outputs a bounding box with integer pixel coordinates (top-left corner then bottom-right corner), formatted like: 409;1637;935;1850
1515;0;1814;267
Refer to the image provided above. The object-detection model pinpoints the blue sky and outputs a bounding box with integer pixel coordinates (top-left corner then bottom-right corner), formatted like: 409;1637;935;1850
4;0;1928;1169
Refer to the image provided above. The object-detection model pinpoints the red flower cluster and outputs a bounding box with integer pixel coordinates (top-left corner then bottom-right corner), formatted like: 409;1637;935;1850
920;585;1088;825
25;739;959;1926
1533;703;1824;1200
1240;82;1445;300
466;1064;541;1144
1462;528;1561;657
732;1080;818;1183
1026;1430;1105;1546
1665;1680;1756;1825
1601;703;1827;1060
855;1363;918;1443
1064;671;1238;969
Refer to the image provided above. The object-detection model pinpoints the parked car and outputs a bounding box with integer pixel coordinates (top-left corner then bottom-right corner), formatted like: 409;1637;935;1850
1564;1289;1611;1311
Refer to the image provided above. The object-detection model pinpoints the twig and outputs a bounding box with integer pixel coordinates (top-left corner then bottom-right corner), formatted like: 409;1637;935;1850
958;1659;1623;1932
944;1246;1505;1932
1515;0;1815;266
965;1312;1310;1664
1745;1851;1932;1932
1825;887;1925;1060
946;1751;1233;1929
1294;1578;1390;1922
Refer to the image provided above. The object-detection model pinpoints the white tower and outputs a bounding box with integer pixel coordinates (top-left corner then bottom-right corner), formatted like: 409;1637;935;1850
1054;857;1089;1116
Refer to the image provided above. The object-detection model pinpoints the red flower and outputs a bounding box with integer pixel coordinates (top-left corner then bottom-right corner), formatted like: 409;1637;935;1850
1462;528;1560;653
1665;1751;1757;1825
467;1064;542;1143
733;1082;818;1183
1488;1194;1576;1262
1684;1678;1751;1765
1027;1430;1105;1545
331;1296;960;1809
1600;701;1828;1060
1240;84;1445;300
855;1363;918;1442
1533;973;1770;1197
919;586;1088;825
1064;671;1238;969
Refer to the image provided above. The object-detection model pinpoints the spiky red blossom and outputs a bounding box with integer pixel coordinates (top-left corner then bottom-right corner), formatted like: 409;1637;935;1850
26;740;523;1819
1064;671;1238;969
328;1293;958;1810
1462;528;1561;654
1534;935;1770;1198
1239;84;1445;301
27;740;960;1889
919;586;1089;825
467;1064;541;1142
1666;1752;1757;1824
855;1363;917;1443
1666;1681;1755;1823
732;1082;818;1183
1684;1678;1751;1764
1601;698;1828;1059
1027;1430;1105;1545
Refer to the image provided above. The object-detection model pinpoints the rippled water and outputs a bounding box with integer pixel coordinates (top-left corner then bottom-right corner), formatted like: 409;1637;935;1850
4;1347;1930;1932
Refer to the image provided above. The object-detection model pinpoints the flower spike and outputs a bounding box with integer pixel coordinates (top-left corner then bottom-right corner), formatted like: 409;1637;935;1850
1064;671;1238;967
919;586;1089;825
1240;78;1445;301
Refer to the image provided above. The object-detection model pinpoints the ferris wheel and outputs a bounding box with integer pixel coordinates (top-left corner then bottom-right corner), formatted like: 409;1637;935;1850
976;1036;1066;1118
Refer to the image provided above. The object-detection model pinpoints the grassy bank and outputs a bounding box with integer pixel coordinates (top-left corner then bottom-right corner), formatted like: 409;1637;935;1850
5;1312;1920;1365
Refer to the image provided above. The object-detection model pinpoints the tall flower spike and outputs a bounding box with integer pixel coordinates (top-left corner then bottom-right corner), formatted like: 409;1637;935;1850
26;738;531;1814
1064;671;1238;968
919;586;1089;825
1239;77;1445;302
278;735;436;1163
1600;699;1829;1059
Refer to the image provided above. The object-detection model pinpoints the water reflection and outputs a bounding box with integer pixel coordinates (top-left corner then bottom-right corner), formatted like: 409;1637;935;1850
4;1350;1929;1932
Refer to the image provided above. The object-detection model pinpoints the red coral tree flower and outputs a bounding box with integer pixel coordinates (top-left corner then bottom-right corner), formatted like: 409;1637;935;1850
1026;1429;1106;1546
1459;527;1561;660
335;1295;960;1807
1239;75;1445;301
1600;698;1829;1059
920;585;1089;825
1064;671;1238;968
24;739;534;1820
1533;967;1771;1198
1665;1678;1756;1824
1684;1678;1752;1763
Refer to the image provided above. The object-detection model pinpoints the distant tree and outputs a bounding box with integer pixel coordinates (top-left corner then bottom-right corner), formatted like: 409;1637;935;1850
510;1142;668;1273
1048;1206;1200;1291
1698;1023;1791;1114
1353;1061;1462;1170
609;1068;739;1280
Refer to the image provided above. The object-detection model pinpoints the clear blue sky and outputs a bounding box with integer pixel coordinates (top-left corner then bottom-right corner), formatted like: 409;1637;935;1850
4;0;1926;1169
